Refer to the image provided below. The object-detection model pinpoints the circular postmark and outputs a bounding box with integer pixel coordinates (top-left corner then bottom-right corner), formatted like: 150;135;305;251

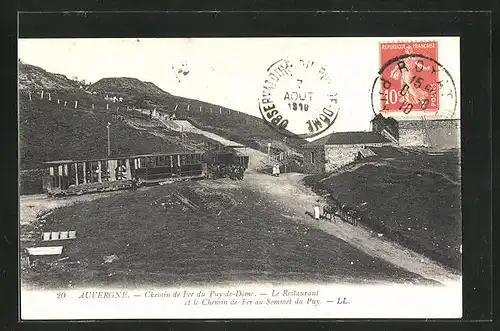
258;59;340;139
370;52;457;119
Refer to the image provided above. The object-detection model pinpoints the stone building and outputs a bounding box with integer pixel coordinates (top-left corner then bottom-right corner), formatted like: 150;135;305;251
397;119;460;149
302;115;460;174
302;132;393;174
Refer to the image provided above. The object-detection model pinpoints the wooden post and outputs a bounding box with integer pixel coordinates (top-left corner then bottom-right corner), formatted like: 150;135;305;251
219;107;221;113
83;162;87;183
75;101;78;108
108;160;116;181
58;165;63;188
106;103;109;110
57;99;60;104
187;104;190;111
48;93;51;101
125;159;132;180
170;155;173;168
97;161;102;183
74;163;79;185
49;166;54;187
40;90;44;99
28;91;32;101
64;101;67;106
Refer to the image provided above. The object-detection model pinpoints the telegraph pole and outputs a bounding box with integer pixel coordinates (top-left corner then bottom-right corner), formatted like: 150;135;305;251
107;122;111;157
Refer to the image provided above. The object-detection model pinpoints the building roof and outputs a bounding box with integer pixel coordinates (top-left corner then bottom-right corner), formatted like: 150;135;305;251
303;131;391;147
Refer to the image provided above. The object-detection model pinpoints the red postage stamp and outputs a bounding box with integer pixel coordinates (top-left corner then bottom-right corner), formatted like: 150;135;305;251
379;41;439;113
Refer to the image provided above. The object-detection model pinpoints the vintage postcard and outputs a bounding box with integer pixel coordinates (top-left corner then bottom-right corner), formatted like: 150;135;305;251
19;37;462;319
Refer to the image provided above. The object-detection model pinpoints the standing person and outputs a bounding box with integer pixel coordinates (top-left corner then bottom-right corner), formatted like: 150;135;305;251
313;200;321;220
272;164;280;177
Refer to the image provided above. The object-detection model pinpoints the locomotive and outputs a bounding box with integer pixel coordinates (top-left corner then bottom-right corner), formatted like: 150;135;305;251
42;149;249;196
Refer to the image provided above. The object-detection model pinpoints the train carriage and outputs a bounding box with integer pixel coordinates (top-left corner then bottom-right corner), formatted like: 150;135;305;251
42;149;248;196
131;152;206;183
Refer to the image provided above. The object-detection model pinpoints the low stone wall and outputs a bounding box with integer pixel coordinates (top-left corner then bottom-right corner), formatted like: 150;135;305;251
399;127;426;146
398;119;460;148
325;146;360;172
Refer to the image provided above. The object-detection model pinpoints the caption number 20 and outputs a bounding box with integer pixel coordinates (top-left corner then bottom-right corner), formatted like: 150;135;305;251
56;292;66;299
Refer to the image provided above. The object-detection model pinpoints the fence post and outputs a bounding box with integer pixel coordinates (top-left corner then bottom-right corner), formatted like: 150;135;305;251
40;90;44;99
74;101;78;109
57;99;59;104
106;103;109;110
219;107;221;113
28;91;32;101
64;101;67;106
48;93;51;101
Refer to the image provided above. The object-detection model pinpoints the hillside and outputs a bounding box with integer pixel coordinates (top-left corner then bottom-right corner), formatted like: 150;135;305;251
18;62;306;168
18;83;227;194
303;147;461;271
89;76;307;152
90;77;172;99
18;61;81;90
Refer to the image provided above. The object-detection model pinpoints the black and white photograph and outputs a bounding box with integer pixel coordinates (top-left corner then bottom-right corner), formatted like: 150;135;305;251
18;36;462;319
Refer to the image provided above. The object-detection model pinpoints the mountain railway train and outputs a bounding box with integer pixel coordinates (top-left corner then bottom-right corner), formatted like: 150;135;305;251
42;150;249;196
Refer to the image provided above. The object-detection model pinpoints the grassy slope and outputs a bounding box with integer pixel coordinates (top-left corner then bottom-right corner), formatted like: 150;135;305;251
303;149;461;271
20;63;306;163
90;78;307;152
21;180;433;289
19;93;210;170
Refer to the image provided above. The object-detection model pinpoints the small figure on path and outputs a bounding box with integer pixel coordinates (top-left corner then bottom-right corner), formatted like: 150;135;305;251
272;164;280;177
313;200;321;220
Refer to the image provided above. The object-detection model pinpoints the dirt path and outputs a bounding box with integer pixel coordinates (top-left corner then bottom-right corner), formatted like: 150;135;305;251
160;119;245;147
243;171;461;285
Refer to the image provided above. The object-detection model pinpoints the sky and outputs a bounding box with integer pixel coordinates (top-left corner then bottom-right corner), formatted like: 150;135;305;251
18;37;460;138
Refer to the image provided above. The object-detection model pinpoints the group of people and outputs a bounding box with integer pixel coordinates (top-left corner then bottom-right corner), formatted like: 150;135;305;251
210;164;245;180
148;109;177;121
229;165;245;180
313;199;361;226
